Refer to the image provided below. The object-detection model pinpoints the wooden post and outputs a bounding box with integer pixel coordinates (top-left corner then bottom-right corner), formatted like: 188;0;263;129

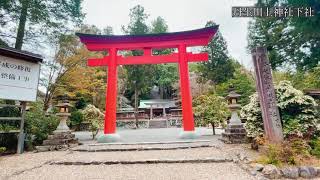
17;101;26;154
162;105;166;117
150;104;153;120
252;47;283;142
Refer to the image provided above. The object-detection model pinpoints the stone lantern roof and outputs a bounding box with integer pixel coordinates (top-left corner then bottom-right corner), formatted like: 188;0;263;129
226;91;241;100
55;102;72;108
55;94;73;108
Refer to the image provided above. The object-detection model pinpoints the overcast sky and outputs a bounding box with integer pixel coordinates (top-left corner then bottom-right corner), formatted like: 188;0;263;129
82;0;255;69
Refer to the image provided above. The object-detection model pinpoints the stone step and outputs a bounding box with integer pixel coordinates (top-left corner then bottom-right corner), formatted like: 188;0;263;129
88;140;211;146
36;143;78;152
50;157;233;166
222;133;247;137
149;120;167;128
43;138;78;146
73;144;215;152
48;133;75;140
226;124;245;129
220;133;248;144
224;128;246;134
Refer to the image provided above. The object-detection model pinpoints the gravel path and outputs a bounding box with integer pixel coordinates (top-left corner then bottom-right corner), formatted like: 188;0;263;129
0;128;260;180
8;163;256;180
0;151;68;179
0;145;258;180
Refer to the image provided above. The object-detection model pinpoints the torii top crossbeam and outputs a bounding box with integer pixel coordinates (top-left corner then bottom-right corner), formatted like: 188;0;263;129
76;26;218;66
76;26;219;142
76;26;218;50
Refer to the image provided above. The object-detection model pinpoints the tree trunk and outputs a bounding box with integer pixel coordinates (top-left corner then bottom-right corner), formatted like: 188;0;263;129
211;122;215;135
163;86;168;99
43;99;50;112
15;0;29;50
43;91;52;112
159;85;164;99
134;86;139;129
43;84;54;112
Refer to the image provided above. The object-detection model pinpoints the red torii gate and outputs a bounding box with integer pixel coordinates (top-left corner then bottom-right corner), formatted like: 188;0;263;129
76;26;218;142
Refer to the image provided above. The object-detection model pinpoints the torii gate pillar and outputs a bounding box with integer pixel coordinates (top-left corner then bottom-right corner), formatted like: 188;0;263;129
178;45;197;138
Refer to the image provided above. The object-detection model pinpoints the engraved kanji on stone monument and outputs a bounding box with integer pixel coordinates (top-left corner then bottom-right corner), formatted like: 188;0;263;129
252;47;284;142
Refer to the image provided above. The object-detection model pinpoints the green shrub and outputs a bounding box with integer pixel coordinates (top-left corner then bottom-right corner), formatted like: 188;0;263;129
0;100;20;117
241;81;319;138
0;147;6;153
0;100;21;151
258;138;311;166
193;93;229;135
264;144;282;166
290;138;311;156
82;104;104;139
70;110;84;130
25;102;59;145
309;138;320;158
0;134;17;152
75;97;87;109
0;124;19;132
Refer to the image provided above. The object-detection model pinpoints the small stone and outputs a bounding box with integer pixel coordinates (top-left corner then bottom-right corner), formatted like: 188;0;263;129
68;143;78;148
35;146;50;152
262;164;281;179
49;146;56;151
280;167;299;179
250;163;264;172
257;177;269;180
238;153;246;161
239;163;249;171
57;145;68;151
299;166;317;178
250;170;257;176
233;158;239;163
316;167;320;177
308;166;318;177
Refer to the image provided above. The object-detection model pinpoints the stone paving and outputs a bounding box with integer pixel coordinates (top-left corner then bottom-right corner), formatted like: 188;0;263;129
0;128;261;180
74;127;224;143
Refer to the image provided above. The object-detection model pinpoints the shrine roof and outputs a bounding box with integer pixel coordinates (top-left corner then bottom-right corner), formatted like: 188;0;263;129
139;99;177;109
76;26;219;48
304;89;320;98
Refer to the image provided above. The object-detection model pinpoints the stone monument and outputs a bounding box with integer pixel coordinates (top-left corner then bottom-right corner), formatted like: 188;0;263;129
36;95;78;151
251;47;283;142
221;88;247;144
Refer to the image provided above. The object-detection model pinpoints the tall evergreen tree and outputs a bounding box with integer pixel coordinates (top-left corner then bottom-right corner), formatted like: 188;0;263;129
151;16;178;99
122;5;156;128
151;16;168;33
0;0;84;50
248;0;320;71
198;21;235;86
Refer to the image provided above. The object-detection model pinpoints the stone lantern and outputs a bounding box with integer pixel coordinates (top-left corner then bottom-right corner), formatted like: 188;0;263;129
54;95;72;133
221;87;247;144
37;94;78;151
226;90;242;125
